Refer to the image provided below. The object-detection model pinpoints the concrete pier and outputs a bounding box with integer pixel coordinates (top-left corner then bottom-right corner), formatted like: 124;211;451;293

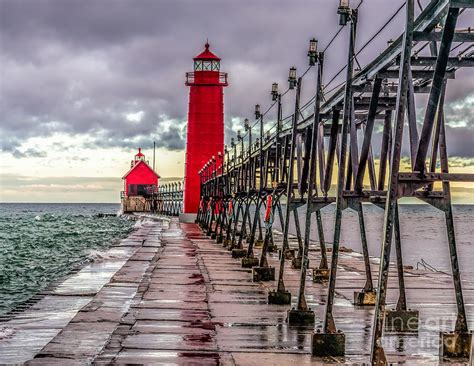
1;218;473;364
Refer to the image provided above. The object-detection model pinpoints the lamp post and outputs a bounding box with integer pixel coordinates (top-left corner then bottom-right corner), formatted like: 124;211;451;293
270;65;303;307
308;38;318;66
254;104;261;119
224;144;229;195
337;0;351;26
204;159;213;232
207;160;212;204
290;38;326;327
288;67;297;90
210;156;217;233
244;118;252;159
213;150;224;241
224;145;228;172
197;169;203;221
271;82;282;182
231;129;246;253
231;137;236;166
252;83;283;279
255;104;263;189
231;137;236;190
217;151;223;176
212;156;216;198
201;164;206;201
198;169;202;199
205;161;211;194
212;155;216;176
271;82;278;102
237;130;244;191
224;139;236;248
315;1;358;357
237;129;244;162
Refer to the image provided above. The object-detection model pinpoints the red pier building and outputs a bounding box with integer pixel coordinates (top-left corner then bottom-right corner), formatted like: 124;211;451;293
121;148;160;212
182;42;227;218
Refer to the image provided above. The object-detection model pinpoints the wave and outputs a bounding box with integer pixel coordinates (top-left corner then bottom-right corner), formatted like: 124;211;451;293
34;214;58;222
87;249;127;262
132;218;156;229
1;204;135;316
0;327;15;339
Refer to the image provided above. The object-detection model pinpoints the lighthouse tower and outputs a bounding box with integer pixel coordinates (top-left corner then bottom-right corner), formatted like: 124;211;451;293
183;42;228;216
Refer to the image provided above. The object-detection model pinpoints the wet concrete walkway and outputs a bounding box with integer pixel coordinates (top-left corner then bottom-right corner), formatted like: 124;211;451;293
0;218;164;364
2;218;473;364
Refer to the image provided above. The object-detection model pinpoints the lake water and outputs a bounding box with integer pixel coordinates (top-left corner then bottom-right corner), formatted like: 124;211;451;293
0;203;135;315
272;203;474;275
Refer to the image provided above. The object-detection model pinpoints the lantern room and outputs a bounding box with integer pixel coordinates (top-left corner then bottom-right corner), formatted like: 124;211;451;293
133;147;146;164
122;148;160;197
185;42;228;86
193;43;220;71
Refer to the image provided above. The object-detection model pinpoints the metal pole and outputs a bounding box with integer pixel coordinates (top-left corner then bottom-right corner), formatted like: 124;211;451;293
276;76;302;294
371;1;413;362
324;9;357;335
297;52;323;311
153;141;156;173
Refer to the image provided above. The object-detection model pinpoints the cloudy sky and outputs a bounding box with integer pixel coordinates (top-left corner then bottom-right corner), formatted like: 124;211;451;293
0;0;473;203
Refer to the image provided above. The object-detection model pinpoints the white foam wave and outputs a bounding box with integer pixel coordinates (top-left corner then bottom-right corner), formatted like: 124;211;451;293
132;218;155;229
87;249;126;262
34;214;57;222
0;326;15;339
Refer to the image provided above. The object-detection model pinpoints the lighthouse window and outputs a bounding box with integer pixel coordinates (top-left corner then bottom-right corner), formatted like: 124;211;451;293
203;61;212;71
194;60;203;71
212;61;220;71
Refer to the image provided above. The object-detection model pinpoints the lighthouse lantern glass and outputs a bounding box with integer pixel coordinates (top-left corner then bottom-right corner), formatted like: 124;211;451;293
203;61;212;71
194;60;219;71
194;60;203;71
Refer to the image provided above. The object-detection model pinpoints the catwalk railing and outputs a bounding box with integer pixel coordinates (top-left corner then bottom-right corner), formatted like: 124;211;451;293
196;0;474;364
156;181;183;216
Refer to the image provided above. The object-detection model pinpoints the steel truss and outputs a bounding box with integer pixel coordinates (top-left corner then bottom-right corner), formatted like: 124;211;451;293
196;0;474;363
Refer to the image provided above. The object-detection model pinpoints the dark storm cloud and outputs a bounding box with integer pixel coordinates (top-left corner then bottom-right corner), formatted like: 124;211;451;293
0;0;473;156
83;121;186;151
444;126;474;158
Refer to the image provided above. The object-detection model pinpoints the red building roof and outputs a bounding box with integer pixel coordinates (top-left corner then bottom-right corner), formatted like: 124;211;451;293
122;160;160;180
193;42;220;61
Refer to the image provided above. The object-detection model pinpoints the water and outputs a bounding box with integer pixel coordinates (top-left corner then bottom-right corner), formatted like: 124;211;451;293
272;204;474;275
0;203;135;315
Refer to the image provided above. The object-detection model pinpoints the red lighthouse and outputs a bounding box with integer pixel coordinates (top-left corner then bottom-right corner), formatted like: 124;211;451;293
183;42;228;215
